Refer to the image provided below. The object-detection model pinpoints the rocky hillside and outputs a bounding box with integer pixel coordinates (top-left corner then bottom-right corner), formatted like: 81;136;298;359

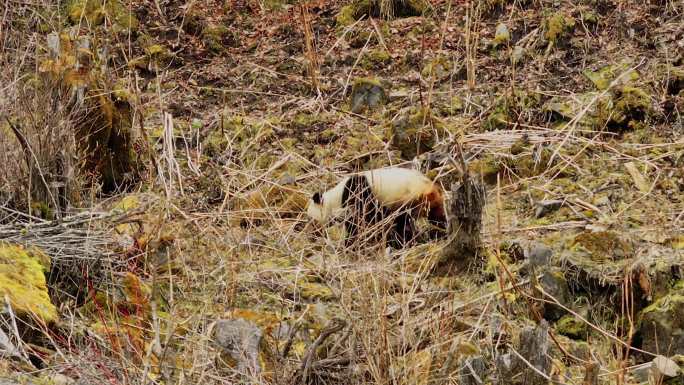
0;0;683;384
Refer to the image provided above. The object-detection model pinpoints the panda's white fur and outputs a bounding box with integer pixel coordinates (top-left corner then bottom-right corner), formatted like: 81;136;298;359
306;167;440;226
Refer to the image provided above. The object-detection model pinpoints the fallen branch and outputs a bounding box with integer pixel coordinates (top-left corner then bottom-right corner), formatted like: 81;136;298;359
297;318;347;384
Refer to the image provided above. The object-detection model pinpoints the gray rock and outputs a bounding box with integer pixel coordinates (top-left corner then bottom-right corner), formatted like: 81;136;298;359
495;321;551;385
639;286;684;356
460;355;489;385
350;78;388;113
278;173;296;186
511;46;525;65
534;199;563;218
525;241;553;269
539;268;571;321
652;355;680;379
213;318;263;377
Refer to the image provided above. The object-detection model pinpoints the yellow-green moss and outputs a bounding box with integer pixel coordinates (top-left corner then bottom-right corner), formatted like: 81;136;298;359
612;86;651;123
421;56;451;80
493;23;510;46
640;291;684;320
30;201;54;220
361;49;391;70
113;194;140;213
336;0;427;27
486;91;539;131
391;107;445;160
0;243;57;323
543;12;575;44
290;112;332;131
556;315;588;339
66;0;138;32
468;155;501;182
202;25;235;53
336;4;360;27
583;64;639;91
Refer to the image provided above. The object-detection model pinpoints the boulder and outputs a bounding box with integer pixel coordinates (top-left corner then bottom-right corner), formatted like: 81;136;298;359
639;284;684;356
350;78;388;114
214;318;264;377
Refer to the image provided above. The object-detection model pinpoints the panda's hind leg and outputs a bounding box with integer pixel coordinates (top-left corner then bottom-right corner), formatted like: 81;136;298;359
342;174;382;247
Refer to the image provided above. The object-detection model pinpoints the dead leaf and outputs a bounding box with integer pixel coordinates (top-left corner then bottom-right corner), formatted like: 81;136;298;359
652;355;680;378
624;162;650;193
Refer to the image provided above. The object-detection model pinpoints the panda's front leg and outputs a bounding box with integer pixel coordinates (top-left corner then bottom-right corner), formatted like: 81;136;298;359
343;217;359;247
390;211;416;248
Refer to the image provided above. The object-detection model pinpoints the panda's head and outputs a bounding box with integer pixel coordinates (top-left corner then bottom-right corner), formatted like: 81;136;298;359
306;191;326;223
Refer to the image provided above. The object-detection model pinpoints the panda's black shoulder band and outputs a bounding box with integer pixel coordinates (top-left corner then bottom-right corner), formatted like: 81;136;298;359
342;175;373;207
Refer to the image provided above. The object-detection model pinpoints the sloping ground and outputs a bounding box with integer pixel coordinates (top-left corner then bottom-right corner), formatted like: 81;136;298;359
1;0;684;384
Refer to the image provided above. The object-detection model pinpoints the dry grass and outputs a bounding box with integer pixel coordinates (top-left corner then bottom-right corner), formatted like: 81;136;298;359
0;2;97;219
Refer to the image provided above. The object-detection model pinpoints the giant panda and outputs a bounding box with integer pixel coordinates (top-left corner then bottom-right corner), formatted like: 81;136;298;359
306;167;448;248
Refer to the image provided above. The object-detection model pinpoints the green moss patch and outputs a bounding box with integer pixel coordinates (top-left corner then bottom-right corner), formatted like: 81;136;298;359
556;315;588;339
66;0;139;32
0;243;57;323
543;12;575;44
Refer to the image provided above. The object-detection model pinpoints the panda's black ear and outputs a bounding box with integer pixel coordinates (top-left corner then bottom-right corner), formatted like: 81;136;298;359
312;192;322;204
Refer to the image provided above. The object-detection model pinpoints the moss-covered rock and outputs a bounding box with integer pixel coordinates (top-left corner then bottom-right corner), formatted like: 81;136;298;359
202;24;237;53
544;91;608;128
583;64;639;91
421;56;451;82
611;86;651;129
437;95;465;116
639;286;684;356
502;146;555;178
128;40;175;70
486;91;540;131
485;99;510;130
569;230;634;261
0;243;57;323
540;268;572;321
361;49;391;70
350;77;388;113
545;86;649;132
391;107;445;160
66;0;139;32
493;23;510;46
336;4;360;27
555;315;588;339
336;0;429;26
